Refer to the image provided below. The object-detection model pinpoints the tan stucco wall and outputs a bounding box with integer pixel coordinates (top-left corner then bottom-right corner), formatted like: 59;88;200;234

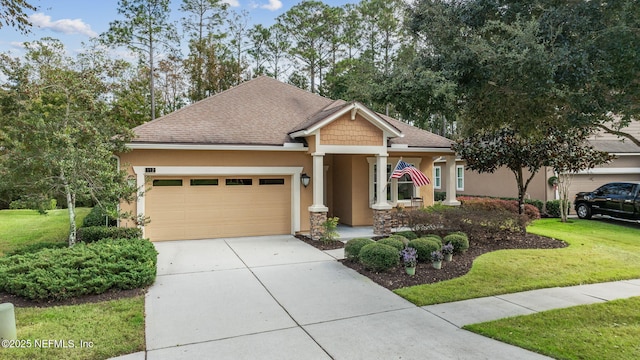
440;155;640;204
320;113;383;146
118;149;314;231
438;161;554;202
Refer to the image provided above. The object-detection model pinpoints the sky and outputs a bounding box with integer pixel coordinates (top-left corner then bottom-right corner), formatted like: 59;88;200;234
0;0;358;56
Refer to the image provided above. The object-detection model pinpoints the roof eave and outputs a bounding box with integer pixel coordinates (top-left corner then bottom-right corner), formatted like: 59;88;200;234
125;142;309;151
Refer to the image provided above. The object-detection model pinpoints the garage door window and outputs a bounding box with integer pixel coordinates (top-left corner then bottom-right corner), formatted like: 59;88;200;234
226;178;252;186
259;178;285;185
153;179;183;186
190;179;219;186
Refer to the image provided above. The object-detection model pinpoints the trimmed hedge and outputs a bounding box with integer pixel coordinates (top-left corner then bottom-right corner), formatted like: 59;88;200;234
408;238;441;263
358;243;399;272
377;237;405;252
545;200;570;218
0;238;157;301
394;231;418;240
6;242;68;256
344;238;375;260
82;206;117;227
444;234;469;254
423;235;443;247
77;226;142;243
386;234;410;245
458;196;541;221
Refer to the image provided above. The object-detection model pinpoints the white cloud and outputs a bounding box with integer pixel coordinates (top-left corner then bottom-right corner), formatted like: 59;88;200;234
10;41;26;49
260;0;282;11
223;0;240;7
29;13;97;37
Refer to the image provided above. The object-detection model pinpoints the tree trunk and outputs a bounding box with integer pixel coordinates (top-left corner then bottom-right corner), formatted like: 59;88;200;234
61;171;77;247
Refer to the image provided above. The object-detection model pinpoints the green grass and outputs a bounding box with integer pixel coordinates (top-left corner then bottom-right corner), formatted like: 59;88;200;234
0;208;90;256
395;219;640;305
1;296;145;360
465;297;640;360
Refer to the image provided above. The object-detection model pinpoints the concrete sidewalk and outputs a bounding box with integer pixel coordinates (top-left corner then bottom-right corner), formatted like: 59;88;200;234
111;236;640;360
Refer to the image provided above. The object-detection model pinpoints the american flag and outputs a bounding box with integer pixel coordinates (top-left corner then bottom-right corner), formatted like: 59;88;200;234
390;160;431;187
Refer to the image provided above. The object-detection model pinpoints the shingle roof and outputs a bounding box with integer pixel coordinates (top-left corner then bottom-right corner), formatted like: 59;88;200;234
130;76;454;149
590;140;640;154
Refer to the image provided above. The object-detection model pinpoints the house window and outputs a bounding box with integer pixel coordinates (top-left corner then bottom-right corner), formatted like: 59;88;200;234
373;164;392;202
153;179;183;186
433;166;442;190
190;179;218;186
259;178;285;185
456;165;464;191
226;178;252;186
369;158;422;206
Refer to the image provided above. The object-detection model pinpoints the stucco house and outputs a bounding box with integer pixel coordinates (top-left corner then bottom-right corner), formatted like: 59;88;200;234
436;121;640;204
118;76;458;241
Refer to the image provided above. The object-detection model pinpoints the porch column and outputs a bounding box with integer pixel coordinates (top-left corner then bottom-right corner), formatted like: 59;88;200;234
372;154;392;236
309;152;328;240
443;155;461;206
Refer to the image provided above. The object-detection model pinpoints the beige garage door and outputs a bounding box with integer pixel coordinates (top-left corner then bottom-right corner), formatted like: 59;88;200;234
144;176;291;241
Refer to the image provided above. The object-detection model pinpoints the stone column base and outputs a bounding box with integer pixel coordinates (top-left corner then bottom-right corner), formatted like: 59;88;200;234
310;211;328;241
373;209;392;236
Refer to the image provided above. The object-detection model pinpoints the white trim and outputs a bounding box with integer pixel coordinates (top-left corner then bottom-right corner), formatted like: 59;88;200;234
126;143;308;151
367;157;423;207
317;144;388;155
389;147;455;154
456;165;465;191
290;102;403;139
433;166;442;190
132;166;303;237
574;167;640;175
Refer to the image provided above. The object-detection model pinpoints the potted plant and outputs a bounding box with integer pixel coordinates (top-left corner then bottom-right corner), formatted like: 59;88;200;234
400;247;418;276
441;243;454;262
430;250;444;269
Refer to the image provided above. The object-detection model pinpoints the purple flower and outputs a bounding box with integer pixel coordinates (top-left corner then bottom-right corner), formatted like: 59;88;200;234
400;247;418;267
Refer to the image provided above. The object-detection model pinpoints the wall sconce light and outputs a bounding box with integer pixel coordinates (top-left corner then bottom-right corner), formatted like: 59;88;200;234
301;173;311;188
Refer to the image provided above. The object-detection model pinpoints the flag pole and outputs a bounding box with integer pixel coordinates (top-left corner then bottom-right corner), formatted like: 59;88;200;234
382;158;403;194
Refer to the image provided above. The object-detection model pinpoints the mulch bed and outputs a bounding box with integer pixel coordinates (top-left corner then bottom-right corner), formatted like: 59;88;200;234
300;230;567;291
2;230;566;307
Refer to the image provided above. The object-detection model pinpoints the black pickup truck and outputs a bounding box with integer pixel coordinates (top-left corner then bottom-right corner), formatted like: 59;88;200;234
574;182;640;220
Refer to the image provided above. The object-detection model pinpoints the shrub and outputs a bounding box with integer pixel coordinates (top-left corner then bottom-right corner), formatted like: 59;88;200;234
9;197;57;214
394;231;417;240
423;234;443;247
344;238;374;260
434;191;447;202
82;206;117;227
545;200;570;218
0;238;158;301
386;234;410;246
378;237;405;252
408;238;441;263
407;209;446;236
458;197;541;221
525;199;544;213
77;226;142;243
6;242;68;256
447;231;469;241
444;234;469;254
358;243;399;272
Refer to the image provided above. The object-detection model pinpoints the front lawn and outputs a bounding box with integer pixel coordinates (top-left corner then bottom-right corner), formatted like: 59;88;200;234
0;209;90;257
395;219;640;305
2;296;145;360
465;296;640;360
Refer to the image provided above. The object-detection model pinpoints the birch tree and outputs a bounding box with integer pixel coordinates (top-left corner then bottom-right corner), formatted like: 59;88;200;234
0;39;136;246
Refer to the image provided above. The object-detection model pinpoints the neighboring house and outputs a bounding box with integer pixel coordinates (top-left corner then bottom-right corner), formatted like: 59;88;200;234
118;76;456;241
437;121;640;204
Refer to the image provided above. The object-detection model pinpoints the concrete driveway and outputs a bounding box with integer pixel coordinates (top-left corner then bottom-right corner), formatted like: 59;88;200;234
144;235;550;359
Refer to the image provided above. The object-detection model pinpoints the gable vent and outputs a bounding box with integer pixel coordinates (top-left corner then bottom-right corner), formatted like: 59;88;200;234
145;167;156;174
